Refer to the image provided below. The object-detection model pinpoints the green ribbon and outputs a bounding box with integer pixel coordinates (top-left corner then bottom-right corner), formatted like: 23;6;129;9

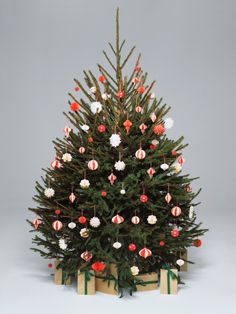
61;271;67;285
95;274;119;292
136;280;158;286
162;266;178;294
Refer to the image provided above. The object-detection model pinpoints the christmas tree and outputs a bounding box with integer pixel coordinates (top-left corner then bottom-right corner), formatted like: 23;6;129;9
28;9;207;296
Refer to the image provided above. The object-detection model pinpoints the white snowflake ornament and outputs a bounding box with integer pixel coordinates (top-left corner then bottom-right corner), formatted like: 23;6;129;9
164;117;174;129
91;101;102;114
44;188;55;198
80;179;90;189
114;160;126;171
62;153;72;162
109;134;121;147
147;215;157;225
130;266;139;276
89;217;101;228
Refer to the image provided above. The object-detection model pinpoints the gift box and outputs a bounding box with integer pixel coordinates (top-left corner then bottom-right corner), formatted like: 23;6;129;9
160;267;178;295
77;270;95;295
179;250;188;272
54;260;71;285
135;272;158;292
95;264;119;295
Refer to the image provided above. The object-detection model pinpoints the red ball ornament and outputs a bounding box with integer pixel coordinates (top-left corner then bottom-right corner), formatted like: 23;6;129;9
101;191;107;197
70;102;80;112
171;150;177;156
159;241;165;247
171;229;179;237
116;90;124;98
135;66;140;72
48;263;53;268
149;144;156;149
74;86;80;92
98;75;105;83
140;194;148;203
153;124;165;135
52;220;63;231
78;216;86;224
55;209;61;215
88;137;93;143
98;124;106;133
193;239;202;247
137;86;145;94
91;261;106;272
128;243;137;251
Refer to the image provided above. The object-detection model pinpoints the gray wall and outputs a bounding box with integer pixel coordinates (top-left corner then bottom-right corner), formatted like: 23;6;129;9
0;0;235;313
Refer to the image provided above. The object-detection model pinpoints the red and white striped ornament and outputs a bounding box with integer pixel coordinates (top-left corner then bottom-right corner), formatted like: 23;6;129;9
139;247;152;259
135;148;146;160
177;156;185;165
132;77;139;84
52;220;63;231
88;159;98;170
147;167;156;178
112;214;124;224
135;106;142;113
80;251;93;261
108;172;117;185
171;206;182;217
32;218;41;229
69;192;76;203
63;126;72;137
150;112;157;123
165;193;172;204
131;215;140;224
139;123;147;134
78;146;85;154
50;159;61;169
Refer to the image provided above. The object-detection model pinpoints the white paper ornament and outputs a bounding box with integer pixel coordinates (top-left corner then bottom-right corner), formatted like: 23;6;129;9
147;214;157;225
89;217;101;228
131;216;140;224
63;126;72;137
113;241;122;249
69;192;76;203
147;167;156;178
80;124;90;132
151;139;159;146
189;205;194;219
88;159;98;170
114;160;126;171
160;163;169;171
135;148;146;160
80;228;90;238
150;112;157;122
176;259;185;266
90;86;96;94
79;146;85;154
62;153;72;162
68;222;76;229
80;179;90;189
109;134;121;147
165;193;172;204
80;251;93;261
102;93;111;100
44;188;55;198
91;101;102;114
130;266;139;276
164;117;174;129
59;238;67;250
108;172;117;185
120;189;126;195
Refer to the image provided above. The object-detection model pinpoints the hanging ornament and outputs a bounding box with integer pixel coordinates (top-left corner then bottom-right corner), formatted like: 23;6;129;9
98;124;106;132
147;214;157;224
55;209;60;215
177;156;185;165
52;220;63;231
147;167;156;178
139;247;152;259
98;75;105;83
80;179;90;189
193;239;202;247
171;150;177;156
70;102;80;112
185;184;192;193
114;160;126;171
132;77;139;84
68;222;76;229
123;119;132;133
50;159;61;169
153;124;165;135
120;188;126;195
171;206;182;217
91;101;102;114
139;123;147;134
81;251;93;261
44;187;55;198
78;216;86;224
90;217;101;228
131;215;140;224
171;229;179;237
91;261;105;272
78;146;85;154
32;218;41;229
176;259;185;266
108;172;117;185
63;126;72;137
80;124;90;132
149;144;156;149
80;228;90;238
74;85;79;92
48;263;53;268
189;205;194;219
59;238;67;250
116;90;124;98
137;86;145;94
164;117;174;129
174;163;182;174
102;93;111;100
135;106;142;113
88;159;98;170
159;241;165;247
128;243;136;251
150;92;155;99
140;194;148;203
130;266;139;276
135;66;140;72
112;214;124;224
165;193;172;204
101;191;107;197
62;153;72;163
109;133;121;147
152;139;159;146
135;148;146;160
150;112;157;123
69;192;76;203
89;86;96;94
160;163;169;171
113;241;122;249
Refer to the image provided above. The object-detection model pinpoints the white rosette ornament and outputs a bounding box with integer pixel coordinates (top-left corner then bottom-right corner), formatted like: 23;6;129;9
62;153;72;163
80;179;90;189
44;187;55;198
90;101;102;114
114;160;126;171
109;133;121;147
164;117;174;129
80;124;90;132
147;214;157;225
59;238;67;250
130;266;139;276
89;217;101;228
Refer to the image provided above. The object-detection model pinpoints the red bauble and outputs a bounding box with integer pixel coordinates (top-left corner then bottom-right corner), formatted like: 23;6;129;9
55;209;61;215
139;247;152;258
159;241;165;247
48;263;53;268
52;220;63;231
128;243;136;251
101;191;107;197
70;102;80;111
135;66;140;72
91;261;105;272
149;144;156;149
171;206;182;217
171;150;177;156
88;137;93;143
171;229;179;237
78;216;86;224
153;124;165;135
98;124;106;133
137;86;145;94
193;239;202;247
98;75;105;83
74;86;80;92
140;194;148;203
116;90;124;98
112;214;124;224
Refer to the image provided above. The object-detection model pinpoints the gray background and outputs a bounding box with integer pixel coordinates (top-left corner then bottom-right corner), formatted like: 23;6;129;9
0;0;235;313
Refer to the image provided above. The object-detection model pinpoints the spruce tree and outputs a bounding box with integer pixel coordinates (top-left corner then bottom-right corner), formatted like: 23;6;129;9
28;9;207;295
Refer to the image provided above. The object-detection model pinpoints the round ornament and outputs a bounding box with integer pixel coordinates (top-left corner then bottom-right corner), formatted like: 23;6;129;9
140;194;148;203
81;251;93;261
91;101;102;114
70;102;80;112
131;215;140;224
80;179;90;189
147;214;157;224
113;241;122;249
165;193;172;204
88;136;93;143
89;86;96;94
32;218;41;229
135;148;146;160
139;247;152;259
48;263;53;268
50;159;61;169
98;75;105;83
135;106;142;113
90;217;101;228
160;163;169;171
171;206;182;217
153;124;165;135
130;266;139;276
81;124;89;132
159;241;165;247
78;216;86;224
109;134;121;147
101;191;107;197
114;160;126;171
69;192;76;203
193;239;202;247
91;261;105;272
55;209;60;215
62;153;72;163
137;86;145;94
88;159;98;170
177;156;185;165
171;150;177;156
176;259;185;266
98;124;106;132
80;228;90;238
52;220;63;231
120;189;126;195
112;214;124;224
128;243;136;251
164;117;174;129
68;222;76;229
147;167;156;178
74;86;79;91
171;229;179;237
108;172;117;185
116;90;124;98
44;187;55;198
